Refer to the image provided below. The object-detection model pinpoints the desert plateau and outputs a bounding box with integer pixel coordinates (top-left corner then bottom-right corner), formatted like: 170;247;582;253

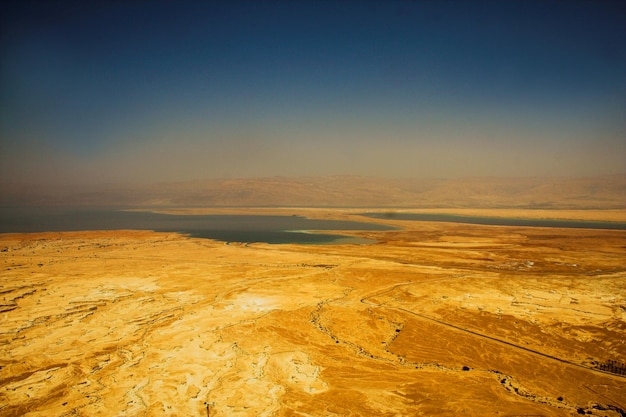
1;207;625;416
3;0;625;414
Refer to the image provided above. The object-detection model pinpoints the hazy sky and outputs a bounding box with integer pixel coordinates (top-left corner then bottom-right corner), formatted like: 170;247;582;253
1;0;624;184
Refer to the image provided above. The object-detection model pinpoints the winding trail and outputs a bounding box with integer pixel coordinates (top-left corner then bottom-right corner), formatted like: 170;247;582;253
360;279;625;380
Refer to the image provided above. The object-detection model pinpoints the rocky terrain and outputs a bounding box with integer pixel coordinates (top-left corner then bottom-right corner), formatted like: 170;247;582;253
1;208;625;416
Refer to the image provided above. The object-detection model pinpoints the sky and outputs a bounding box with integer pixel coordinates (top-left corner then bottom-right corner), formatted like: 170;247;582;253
1;0;624;185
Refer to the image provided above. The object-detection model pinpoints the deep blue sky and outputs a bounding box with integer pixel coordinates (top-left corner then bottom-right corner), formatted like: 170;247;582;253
1;0;624;184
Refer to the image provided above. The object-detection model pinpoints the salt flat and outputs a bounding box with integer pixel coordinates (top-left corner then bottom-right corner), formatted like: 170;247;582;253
1;209;625;416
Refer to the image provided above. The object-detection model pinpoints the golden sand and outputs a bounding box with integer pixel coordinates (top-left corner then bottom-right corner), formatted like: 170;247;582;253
1;209;625;416
145;207;626;222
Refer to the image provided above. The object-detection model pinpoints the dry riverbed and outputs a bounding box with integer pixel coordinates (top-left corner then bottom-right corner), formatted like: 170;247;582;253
1;209;625;416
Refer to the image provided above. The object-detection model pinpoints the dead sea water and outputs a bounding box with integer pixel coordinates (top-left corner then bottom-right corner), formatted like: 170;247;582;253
0;208;392;244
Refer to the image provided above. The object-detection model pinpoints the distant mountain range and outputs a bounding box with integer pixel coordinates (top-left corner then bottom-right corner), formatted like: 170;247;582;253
1;175;624;209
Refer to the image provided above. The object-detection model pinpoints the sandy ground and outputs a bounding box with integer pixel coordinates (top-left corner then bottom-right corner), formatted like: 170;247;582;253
146;207;626;222
1;208;625;416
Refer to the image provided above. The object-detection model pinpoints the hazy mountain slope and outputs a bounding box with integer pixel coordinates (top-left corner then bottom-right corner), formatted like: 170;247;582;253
1;175;624;208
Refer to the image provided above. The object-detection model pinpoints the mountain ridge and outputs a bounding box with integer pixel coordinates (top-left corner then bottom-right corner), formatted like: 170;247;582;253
1;174;624;209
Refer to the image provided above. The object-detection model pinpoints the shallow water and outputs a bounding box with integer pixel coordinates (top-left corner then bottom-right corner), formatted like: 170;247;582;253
0;207;392;244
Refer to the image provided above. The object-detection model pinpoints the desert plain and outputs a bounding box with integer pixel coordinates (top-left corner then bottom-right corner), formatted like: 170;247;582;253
1;208;625;416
